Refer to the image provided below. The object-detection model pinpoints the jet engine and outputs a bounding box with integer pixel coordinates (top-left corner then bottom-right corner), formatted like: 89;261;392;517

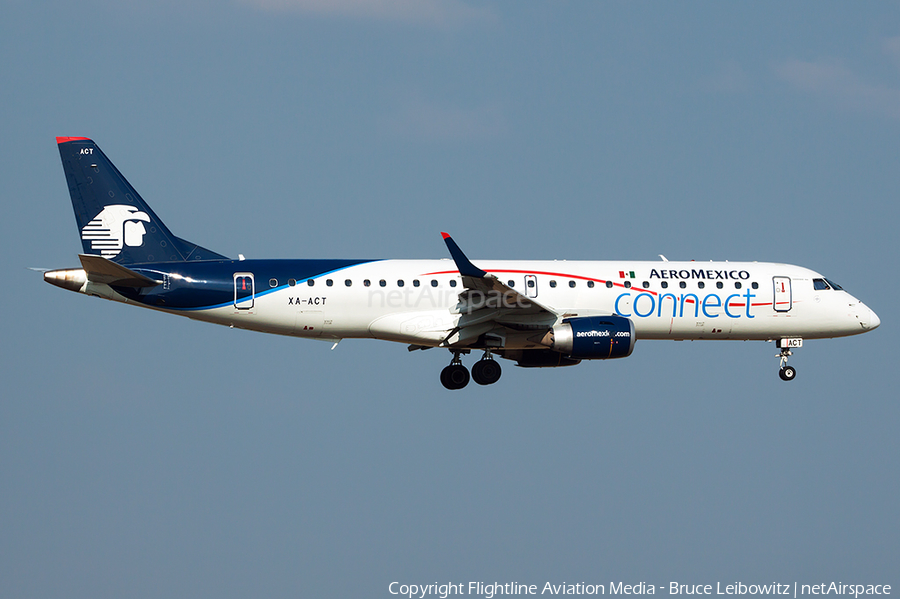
540;315;635;360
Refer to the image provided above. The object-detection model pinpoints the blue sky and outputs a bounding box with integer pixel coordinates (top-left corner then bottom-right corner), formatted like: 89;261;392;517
2;2;898;598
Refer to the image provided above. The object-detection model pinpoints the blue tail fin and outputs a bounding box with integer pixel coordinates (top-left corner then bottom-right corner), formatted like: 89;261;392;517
56;137;228;264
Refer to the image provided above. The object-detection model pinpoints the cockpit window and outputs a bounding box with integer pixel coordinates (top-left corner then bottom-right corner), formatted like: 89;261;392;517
813;278;844;291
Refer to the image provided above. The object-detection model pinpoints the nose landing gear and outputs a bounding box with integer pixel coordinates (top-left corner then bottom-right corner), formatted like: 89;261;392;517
776;338;801;381
778;356;797;381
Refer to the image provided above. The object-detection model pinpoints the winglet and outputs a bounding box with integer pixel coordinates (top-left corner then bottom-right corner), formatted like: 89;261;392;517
56;137;91;144
441;232;487;278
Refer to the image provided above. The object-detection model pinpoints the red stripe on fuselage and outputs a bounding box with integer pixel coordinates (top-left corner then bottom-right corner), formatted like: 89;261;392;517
420;268;778;308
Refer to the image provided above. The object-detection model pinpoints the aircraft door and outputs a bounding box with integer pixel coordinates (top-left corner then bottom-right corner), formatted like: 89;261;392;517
773;276;792;312
234;273;255;311
525;275;538;298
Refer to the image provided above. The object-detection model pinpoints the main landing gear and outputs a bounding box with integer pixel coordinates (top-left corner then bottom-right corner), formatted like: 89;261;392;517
440;351;470;390
472;353;502;386
440;350;503;390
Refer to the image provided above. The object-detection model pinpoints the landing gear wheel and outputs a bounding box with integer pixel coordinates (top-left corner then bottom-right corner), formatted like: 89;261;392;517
472;359;502;385
776;344;797;381
440;364;470;390
779;365;797;381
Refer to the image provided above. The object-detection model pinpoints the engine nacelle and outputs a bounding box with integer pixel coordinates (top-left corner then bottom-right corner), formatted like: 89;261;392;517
541;315;635;360
500;349;582;368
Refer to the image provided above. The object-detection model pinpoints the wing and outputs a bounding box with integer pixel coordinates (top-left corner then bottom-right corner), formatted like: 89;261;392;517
439;233;559;347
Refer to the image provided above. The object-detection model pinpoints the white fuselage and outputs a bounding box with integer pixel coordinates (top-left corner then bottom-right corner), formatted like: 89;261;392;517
156;259;877;347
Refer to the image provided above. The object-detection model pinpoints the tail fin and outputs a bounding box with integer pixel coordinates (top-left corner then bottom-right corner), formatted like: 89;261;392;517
56;137;228;264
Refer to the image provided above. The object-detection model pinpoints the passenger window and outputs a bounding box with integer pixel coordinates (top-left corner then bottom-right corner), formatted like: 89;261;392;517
431;279;438;287
345;279;352;287
698;281;705;289
527;279;535;288
288;279;296;287
397;280;405;287
679;281;686;289
269;278;278;287
587;281;595;288
549;280;557;288
508;280;515;287
735;282;742;289
364;279;371;287
308;279;315;287
606;281;613;288
661;281;668;289
450;280;457;287
624;281;631;289
716;282;723;289
326;279;333;287
751;282;758;289
413;280;420;287
642;281;650;289
569;280;576;288
379;279;386;287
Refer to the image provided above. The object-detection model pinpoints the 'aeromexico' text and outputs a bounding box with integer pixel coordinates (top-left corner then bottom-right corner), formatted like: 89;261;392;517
649;269;751;280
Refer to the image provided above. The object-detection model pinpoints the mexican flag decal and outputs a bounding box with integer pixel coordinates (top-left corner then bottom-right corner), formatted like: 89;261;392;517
618;271;635;279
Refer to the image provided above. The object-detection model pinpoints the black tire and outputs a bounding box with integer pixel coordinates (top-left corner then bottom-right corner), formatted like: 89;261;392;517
441;364;470;390
472;359;502;385
440;366;454;389
779;366;797;381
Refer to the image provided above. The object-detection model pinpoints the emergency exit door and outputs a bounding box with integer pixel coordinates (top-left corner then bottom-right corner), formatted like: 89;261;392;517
234;273;255;310
773;276;792;312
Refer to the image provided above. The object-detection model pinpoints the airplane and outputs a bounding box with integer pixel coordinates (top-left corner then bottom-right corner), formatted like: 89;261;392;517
44;137;880;389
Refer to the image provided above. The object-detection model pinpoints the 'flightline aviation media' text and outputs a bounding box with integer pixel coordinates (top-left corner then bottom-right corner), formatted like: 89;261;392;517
388;582;891;599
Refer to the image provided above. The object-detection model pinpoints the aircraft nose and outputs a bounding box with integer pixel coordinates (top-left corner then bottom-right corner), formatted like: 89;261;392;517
867;307;880;330
855;303;880;331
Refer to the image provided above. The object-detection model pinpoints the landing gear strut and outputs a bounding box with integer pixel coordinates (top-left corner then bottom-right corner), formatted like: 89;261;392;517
777;346;797;381
440;351;470;390
471;351;502;386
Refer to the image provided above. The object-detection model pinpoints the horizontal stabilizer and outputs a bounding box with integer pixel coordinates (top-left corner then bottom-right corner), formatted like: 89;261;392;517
79;254;161;287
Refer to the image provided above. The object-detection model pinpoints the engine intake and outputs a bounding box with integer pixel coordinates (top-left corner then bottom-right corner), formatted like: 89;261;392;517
541;315;635;360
